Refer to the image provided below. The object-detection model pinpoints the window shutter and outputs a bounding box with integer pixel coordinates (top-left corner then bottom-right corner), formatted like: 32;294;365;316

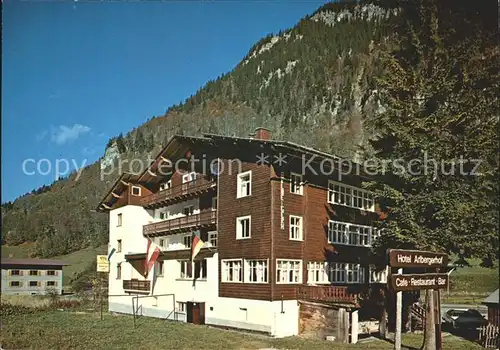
8;270;11;276
38;270;41;276
56;270;59;276
20;270;23;276
38;281;41;287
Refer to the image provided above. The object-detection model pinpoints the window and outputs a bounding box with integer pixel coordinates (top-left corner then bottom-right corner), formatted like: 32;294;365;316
327;220;377;247
47;270;56;276
211;197;217;211
369;265;388;284
9;281;21;287
183;205;194;216
29;270;39;276
159;180;172;191
9;270;20;276
237;171;251;198
194;260;207;279
276;260;302;284
180;260;191;278
328;181;375;212
290;173;303;195
29;281;40;287
289;215;303;241
47;281;57;287
245;260;268;283
159;238;165;248
208;231;217;247
330;263;365;284
179;260;206;279
182;172;196;183
236;216;251;239
159;211;169;220
307;262;365;284
117;213;122;226
116;263;122;279
155;261;164;277
117;239;122;252
221;259;243;282
177;302;186;313
131;186;141;196
307;262;330;284
183;235;191;248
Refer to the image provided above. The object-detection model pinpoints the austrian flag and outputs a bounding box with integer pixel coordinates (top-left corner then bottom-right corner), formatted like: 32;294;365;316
145;239;161;277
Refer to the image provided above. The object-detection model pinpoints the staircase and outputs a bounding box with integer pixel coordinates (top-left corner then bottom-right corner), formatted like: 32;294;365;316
410;303;426;331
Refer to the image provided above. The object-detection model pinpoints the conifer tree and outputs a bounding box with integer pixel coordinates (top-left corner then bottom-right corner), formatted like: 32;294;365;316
367;0;499;263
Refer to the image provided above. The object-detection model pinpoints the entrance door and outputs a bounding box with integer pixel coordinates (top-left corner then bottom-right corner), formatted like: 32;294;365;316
187;302;205;325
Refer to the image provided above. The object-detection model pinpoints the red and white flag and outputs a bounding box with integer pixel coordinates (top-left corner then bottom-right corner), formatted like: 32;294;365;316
144;238;161;278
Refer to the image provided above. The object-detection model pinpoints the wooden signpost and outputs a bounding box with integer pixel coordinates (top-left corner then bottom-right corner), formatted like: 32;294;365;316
387;249;449;350
96;255;109;321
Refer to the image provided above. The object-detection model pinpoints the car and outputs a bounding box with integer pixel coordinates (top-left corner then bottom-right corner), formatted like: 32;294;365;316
442;309;488;330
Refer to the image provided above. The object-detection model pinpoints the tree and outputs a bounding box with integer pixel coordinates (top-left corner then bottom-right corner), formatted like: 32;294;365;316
116;133;127;154
367;0;499;263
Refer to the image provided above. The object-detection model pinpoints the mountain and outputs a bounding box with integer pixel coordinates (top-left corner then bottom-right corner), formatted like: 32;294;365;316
5;0;495;260
3;1;399;258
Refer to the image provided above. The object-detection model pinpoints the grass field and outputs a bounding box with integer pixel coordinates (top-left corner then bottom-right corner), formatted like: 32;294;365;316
0;309;482;350
441;258;499;304
1;243;107;287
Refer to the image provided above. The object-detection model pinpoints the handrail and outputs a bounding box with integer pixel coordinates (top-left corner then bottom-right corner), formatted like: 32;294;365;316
140;177;216;206
297;285;358;304
132;293;177;328
143;210;217;236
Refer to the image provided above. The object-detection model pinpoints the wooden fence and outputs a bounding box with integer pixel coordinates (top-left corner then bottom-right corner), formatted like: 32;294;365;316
478;324;499;348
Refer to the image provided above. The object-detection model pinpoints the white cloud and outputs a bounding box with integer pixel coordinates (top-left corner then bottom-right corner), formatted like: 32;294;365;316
36;130;48;141
51;124;91;145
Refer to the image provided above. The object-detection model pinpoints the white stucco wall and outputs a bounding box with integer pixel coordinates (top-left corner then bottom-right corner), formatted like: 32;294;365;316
107;204;299;338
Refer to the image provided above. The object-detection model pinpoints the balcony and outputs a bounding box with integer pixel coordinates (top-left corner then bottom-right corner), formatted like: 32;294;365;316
123;279;151;293
143;210;217;237
140;177;216;209
297;285;359;305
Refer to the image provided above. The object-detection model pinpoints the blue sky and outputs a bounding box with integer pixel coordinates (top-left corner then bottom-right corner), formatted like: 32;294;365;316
1;0;329;203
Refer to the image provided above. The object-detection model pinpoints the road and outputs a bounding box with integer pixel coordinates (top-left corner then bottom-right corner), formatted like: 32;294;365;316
441;303;487;317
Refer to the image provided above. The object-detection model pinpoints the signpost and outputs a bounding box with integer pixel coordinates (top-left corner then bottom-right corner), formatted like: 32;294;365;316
388;249;448;268
97;255;110;273
390;273;449;291
387;249;448;350
96;255;109;320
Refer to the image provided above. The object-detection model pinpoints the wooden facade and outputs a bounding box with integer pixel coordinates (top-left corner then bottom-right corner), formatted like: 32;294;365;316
97;129;386;306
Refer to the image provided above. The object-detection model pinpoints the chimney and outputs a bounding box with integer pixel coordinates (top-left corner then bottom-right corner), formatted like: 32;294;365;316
254;127;272;141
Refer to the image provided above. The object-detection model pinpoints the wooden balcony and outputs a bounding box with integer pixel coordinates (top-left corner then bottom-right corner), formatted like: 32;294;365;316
123;279;150;293
143;210;217;237
140;177;216;209
297;285;359;305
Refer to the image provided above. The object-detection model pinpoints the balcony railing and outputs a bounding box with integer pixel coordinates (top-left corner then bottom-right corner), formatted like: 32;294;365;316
123;279;151;292
143;210;217;236
297;285;358;305
140;177;216;208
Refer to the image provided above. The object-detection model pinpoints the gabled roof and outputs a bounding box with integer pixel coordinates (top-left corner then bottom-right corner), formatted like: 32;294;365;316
1;258;69;267
482;289;499;305
96;172;140;212
96;132;377;213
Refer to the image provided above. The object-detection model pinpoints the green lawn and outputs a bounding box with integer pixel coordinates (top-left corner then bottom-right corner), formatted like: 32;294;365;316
0;310;482;350
53;245;107;286
442;258;499;304
1;244;107;287
1;242;36;258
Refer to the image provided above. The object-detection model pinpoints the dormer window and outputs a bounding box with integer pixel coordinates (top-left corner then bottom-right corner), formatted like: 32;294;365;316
131;186;141;196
